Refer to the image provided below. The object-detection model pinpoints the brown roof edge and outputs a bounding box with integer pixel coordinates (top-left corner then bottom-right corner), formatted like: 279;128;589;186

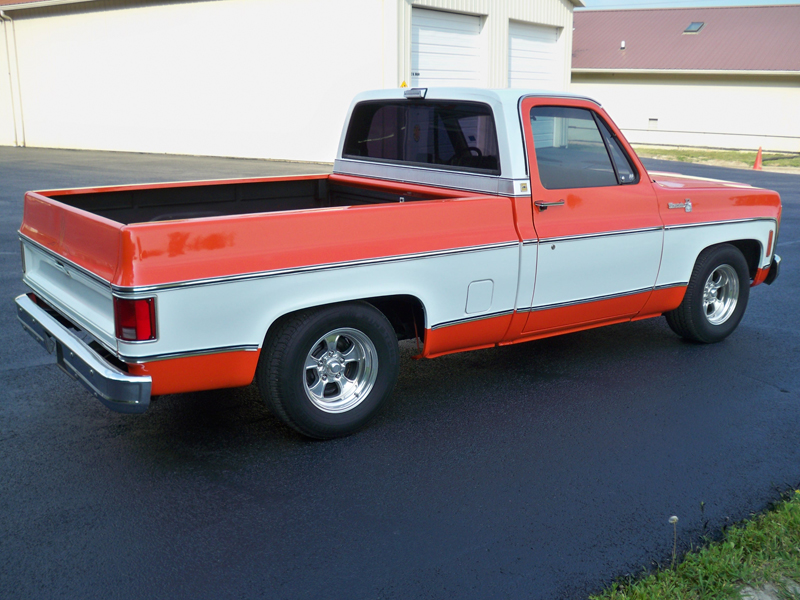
575;4;799;12
573;68;800;76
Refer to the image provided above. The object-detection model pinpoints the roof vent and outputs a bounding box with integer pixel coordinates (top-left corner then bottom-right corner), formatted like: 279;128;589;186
620;40;626;50
684;22;704;34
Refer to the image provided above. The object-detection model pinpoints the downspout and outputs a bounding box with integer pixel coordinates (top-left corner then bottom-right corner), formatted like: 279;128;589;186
0;10;21;147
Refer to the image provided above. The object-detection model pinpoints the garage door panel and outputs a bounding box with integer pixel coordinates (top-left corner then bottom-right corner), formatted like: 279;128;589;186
509;21;562;91
412;8;484;88
413;51;480;71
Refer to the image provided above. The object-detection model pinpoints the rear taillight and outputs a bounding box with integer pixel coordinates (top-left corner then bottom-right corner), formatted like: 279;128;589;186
114;297;156;341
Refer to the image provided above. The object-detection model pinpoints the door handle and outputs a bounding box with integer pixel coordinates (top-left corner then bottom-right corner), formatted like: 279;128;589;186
534;200;565;211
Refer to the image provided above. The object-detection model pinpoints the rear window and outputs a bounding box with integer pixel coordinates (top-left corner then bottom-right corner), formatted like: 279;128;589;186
343;101;500;175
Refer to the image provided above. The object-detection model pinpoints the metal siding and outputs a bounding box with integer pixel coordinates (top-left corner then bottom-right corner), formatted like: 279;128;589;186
403;0;573;88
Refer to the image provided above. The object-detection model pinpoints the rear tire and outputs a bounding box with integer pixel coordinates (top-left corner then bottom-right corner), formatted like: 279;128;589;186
257;302;399;439
665;244;750;343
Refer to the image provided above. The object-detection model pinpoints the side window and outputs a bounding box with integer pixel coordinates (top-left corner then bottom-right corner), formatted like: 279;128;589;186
343;101;500;174
597;118;639;184
530;106;621;190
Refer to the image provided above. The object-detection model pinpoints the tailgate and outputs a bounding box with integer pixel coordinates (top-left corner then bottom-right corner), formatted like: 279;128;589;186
19;191;123;352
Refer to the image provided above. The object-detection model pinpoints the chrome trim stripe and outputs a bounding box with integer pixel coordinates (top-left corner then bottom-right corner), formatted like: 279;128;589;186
540;226;663;244
664;217;777;231
521;217;775;245
119;345;260;364
520;287;654;313
113;240;520;293
431;309;515;331
654;282;688;291
19;233;112;286
333;159;530;197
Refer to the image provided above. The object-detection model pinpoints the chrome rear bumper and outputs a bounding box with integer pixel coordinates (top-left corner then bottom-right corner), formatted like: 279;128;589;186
15;294;151;414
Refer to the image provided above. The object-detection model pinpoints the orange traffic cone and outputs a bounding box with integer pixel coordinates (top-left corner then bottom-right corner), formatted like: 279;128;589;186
753;147;763;170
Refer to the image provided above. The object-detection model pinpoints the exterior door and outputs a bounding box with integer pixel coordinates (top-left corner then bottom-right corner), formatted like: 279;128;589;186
520;97;663;335
411;8;484;87
508;22;563;91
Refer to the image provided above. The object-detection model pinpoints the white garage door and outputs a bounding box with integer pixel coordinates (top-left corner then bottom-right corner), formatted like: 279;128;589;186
411;9;484;88
508;22;563;91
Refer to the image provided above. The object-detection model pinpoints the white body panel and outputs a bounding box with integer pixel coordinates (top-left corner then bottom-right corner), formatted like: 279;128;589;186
21;241;116;351
530;230;663;308
657;220;775;287
117;245;521;361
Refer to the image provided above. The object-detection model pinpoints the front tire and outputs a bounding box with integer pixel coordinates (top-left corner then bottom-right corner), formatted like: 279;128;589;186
665;244;750;343
257;302;399;439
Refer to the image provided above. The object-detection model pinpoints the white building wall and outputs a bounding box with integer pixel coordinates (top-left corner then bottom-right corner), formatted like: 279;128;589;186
3;0;399;161
1;0;575;161
572;72;800;153
0;17;21;146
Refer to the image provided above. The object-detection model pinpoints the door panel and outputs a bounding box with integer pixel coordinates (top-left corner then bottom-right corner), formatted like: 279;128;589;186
520;97;663;334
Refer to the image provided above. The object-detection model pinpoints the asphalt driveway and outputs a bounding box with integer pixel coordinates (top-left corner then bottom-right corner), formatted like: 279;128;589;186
1;147;798;599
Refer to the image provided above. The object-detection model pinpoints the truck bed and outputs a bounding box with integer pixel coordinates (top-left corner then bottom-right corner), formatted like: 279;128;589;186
39;174;446;225
20;173;513;290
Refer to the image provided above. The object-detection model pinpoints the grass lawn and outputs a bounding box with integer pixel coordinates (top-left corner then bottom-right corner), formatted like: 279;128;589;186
590;490;800;600
632;146;800;169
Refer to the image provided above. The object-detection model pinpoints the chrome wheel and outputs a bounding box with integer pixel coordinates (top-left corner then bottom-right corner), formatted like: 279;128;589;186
702;264;739;325
303;327;378;414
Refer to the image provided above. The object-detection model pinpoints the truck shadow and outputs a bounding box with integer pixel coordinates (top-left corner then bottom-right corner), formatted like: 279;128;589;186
110;314;772;473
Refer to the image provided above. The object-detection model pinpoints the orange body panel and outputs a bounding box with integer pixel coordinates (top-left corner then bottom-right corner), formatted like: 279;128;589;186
421;314;515;358
522;292;652;336
632;286;687;320
128;351;260;396
752;267;770;287
426;286;688;358
20;192;122;282
650;173;782;227
116;193;517;288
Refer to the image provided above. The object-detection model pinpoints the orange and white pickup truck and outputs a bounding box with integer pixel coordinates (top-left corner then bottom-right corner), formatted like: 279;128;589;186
16;88;782;438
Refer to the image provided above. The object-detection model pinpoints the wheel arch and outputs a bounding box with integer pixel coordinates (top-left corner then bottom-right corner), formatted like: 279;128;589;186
261;294;428;349
716;239;762;280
